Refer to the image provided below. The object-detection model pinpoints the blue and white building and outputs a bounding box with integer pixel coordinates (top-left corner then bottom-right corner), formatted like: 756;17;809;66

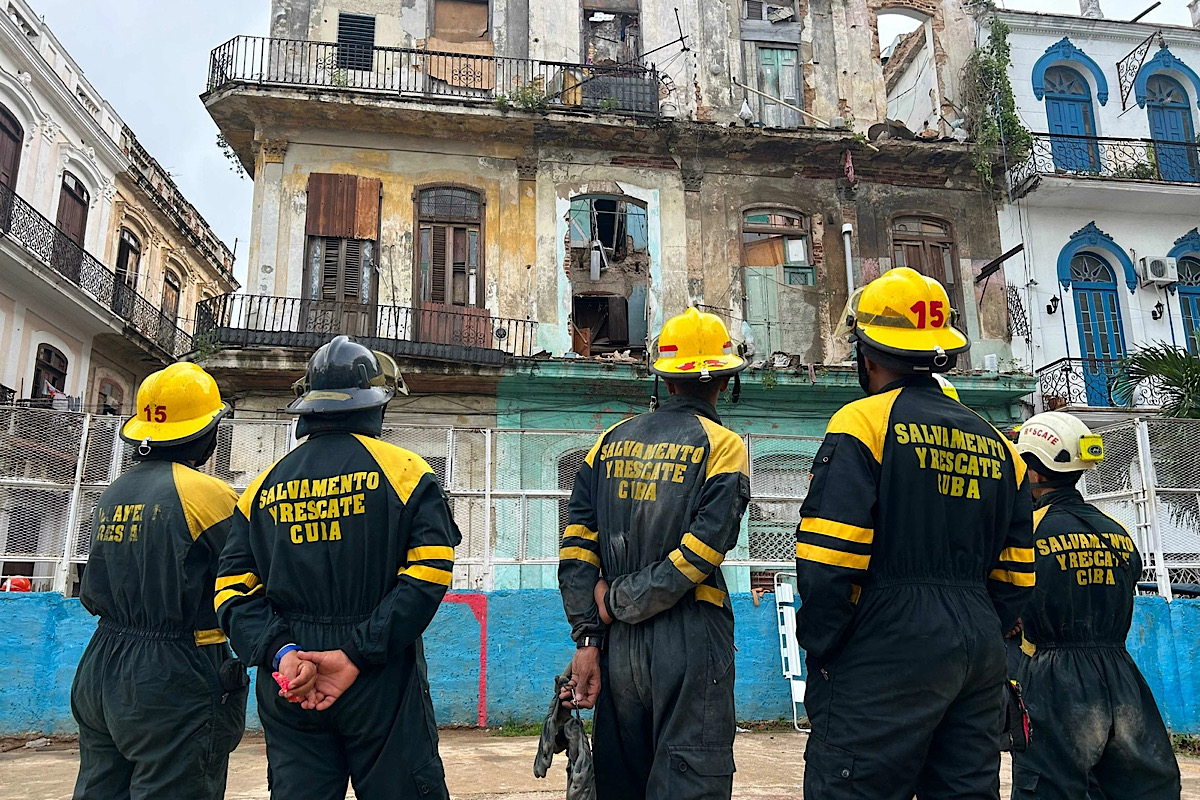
997;3;1200;419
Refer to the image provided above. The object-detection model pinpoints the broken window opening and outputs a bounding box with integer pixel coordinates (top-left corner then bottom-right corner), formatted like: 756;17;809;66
744;1;796;23
878;11;939;136
583;9;641;66
572;294;631;355
432;0;490;43
569;195;648;267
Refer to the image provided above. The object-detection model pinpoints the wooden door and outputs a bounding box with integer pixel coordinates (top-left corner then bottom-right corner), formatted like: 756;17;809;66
53;173;89;281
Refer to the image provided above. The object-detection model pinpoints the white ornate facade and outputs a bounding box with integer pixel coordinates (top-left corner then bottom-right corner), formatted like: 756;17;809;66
0;0;236;414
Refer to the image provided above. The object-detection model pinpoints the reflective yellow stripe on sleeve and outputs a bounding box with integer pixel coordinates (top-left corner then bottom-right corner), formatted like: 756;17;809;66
564;524;599;542
559;546;601;568
215;572;260;592
989;568;1036;587
998;547;1035;564
669;548;707;583
215;583;262;611
398;564;454;586
194;629;228;646
796;542;870;571
407;546;456;563
682;533;724;567
799;517;874;545
695;584;726;607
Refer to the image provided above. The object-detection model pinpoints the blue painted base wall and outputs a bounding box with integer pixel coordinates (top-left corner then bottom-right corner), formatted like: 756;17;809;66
2;593;1197;736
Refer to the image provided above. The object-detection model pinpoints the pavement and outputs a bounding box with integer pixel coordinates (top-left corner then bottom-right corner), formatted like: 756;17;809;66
3;729;1200;799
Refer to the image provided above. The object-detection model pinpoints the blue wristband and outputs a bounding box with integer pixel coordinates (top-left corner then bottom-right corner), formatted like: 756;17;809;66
273;643;301;671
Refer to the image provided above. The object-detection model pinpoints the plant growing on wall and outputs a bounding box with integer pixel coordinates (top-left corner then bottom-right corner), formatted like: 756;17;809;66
216;134;246;179
495;83;550;113
962;18;1032;186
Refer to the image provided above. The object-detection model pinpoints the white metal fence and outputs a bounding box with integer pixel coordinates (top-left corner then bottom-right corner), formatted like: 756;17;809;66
0;407;818;594
4;408;1193;599
1084;418;1200;599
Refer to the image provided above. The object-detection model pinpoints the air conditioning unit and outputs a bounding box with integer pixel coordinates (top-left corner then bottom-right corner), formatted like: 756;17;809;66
1138;256;1178;286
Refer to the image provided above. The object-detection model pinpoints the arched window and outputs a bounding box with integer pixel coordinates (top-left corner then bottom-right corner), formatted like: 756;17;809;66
0;104;22;189
416;187;483;308
56;171;89;245
52;172;89;279
1044;66;1098;172
1178;256;1200;356
1070;253;1126;406
115;228;141;289
1145;74;1198;183
162;269;182;323
97;379;123;415
32;344;68;399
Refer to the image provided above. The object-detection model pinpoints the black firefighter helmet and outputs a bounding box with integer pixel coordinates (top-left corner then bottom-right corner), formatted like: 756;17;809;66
286;335;408;415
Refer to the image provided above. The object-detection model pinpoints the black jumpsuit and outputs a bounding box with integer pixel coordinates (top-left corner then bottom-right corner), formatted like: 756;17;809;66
216;431;461;800
795;376;1034;800
559;395;751;800
71;459;246;800
1010;486;1181;799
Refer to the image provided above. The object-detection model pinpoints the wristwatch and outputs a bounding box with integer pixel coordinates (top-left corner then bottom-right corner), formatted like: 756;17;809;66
577;635;603;650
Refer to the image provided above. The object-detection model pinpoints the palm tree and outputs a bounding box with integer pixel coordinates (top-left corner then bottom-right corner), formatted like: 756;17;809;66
1113;343;1200;419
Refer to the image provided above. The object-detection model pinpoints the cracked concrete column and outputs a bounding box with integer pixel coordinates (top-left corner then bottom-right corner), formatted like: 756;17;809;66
249;139;288;296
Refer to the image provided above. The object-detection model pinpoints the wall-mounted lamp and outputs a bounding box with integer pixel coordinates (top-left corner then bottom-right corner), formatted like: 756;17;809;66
1152;301;1164;321
1046;296;1060;315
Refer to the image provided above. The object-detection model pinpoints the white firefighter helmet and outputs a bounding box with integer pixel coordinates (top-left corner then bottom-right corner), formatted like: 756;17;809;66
1016;411;1105;473
934;374;959;401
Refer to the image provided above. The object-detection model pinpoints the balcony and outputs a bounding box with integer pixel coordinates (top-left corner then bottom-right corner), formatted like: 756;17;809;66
1010;133;1200;196
0;181;192;359
195;294;538;367
1035;357;1170;412
206;35;659;118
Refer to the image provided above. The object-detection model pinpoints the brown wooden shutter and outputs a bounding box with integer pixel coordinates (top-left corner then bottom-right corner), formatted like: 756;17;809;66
607;296;629;343
343;240;363;301
321;237;342;300
430;226;447;303
305;174;381;240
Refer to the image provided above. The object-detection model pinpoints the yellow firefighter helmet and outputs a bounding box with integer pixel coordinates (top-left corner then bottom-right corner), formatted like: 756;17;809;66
651;307;746;381
121;362;229;446
840;267;970;365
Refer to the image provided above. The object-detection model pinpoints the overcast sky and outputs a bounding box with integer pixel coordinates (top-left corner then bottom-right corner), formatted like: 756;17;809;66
27;0;1192;290
880;0;1193;49
29;0;268;287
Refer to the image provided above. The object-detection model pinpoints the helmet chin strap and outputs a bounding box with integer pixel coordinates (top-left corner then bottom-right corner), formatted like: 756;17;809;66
731;373;741;404
137;437;152;457
649;375;660;411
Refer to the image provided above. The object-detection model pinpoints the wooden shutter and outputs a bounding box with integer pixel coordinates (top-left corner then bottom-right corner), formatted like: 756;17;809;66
746;0;764;19
607;296;629;344
56;177;89;246
305;174;381;240
321;238;342;300
0;110;21;189
430;226;447;303
343;240;363;302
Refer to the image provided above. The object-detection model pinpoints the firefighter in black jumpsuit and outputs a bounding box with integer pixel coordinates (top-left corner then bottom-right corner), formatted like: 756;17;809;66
796;267;1035;800
216;337;461;800
72;362;247;800
559;307;751;800
1011;411;1180;799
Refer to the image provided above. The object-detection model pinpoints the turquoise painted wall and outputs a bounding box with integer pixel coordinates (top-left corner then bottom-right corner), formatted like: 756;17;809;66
2;593;1197;736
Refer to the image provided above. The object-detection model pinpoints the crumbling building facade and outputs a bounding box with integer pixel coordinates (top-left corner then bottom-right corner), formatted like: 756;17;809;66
200;0;1033;588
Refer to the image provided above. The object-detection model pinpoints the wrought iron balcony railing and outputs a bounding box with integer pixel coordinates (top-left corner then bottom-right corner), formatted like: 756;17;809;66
195;294;538;366
1010;133;1200;190
207;35;660;117
1035;357;1170;411
0;181;192;358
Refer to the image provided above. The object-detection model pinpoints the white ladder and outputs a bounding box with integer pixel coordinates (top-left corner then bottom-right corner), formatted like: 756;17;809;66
773;571;808;732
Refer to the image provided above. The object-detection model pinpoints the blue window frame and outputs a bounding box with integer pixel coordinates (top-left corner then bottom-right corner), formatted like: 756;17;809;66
1178;256;1200;355
1145;74;1199;183
1071;253;1126;406
1044;66;1099;173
